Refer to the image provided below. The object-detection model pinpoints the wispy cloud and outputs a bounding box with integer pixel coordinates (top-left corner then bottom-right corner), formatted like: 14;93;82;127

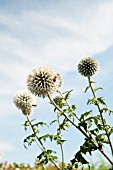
0;0;113;103
0;1;113;74
0;143;15;152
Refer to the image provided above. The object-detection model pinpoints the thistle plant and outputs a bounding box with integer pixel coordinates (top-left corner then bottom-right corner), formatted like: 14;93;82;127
14;90;60;170
78;56;98;77
27;66;62;98
14;59;113;170
13;90;37;115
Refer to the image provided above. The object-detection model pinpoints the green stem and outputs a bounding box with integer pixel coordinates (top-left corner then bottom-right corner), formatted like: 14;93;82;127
57;90;105;148
57;112;64;170
47;93;113;165
26;114;45;151
26;114;60;170
88;76;113;157
58;90;113;162
47;93;88;137
57;90;80;121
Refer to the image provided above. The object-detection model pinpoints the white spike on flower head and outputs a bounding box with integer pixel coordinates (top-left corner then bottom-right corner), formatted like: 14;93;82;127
13;90;36;115
26;66;62;98
78;56;99;77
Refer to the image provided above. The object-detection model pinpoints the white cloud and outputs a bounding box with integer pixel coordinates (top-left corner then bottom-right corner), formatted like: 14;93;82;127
0;143;15;152
0;1;112;97
0;1;113;75
0;1;113;105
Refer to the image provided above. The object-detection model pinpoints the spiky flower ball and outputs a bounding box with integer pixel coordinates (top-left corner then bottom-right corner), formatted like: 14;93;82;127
78;57;99;77
53;95;64;108
26;66;62;98
13;90;36;115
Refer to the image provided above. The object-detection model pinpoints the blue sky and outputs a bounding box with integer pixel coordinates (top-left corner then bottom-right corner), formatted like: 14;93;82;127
0;0;113;166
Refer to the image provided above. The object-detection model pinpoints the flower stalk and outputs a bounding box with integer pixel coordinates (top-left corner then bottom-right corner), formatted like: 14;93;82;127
26;114;60;170
57;112;65;170
47;93;113;165
57;90;80;121
88;76;113;156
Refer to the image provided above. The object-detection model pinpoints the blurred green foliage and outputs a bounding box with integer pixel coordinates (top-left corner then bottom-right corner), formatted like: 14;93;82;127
0;160;112;170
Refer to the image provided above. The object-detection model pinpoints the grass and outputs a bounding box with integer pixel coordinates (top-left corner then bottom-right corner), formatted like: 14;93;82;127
0;160;112;170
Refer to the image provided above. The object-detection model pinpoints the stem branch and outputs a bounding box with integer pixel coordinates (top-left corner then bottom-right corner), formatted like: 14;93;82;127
57;112;64;170
26;114;60;170
88;76;113;157
57;90;80;121
47;93;113;165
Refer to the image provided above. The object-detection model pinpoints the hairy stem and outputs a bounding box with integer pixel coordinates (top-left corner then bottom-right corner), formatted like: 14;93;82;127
26;114;45;151
57;90;80;121
57;90;101;148
47;93;113;165
26;114;60;170
57;112;65;170
88;76;113;157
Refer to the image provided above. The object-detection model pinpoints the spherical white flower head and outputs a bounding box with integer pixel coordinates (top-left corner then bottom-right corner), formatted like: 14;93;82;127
26;66;62;98
13;90;36;115
78;56;99;77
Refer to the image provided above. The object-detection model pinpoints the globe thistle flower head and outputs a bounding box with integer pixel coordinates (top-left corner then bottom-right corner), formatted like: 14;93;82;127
78;57;99;77
26;66;62;98
13;90;36;115
53;95;63;105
